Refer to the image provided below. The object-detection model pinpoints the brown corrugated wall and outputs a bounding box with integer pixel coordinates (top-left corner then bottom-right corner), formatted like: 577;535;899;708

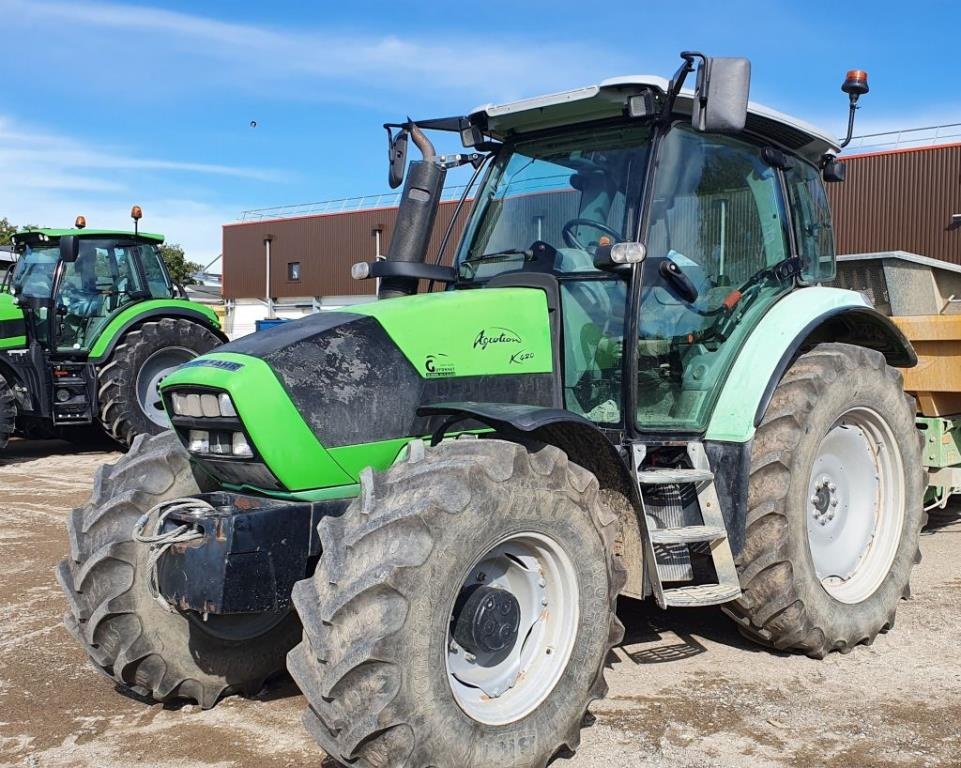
828;143;961;264
223;143;961;299
222;203;470;300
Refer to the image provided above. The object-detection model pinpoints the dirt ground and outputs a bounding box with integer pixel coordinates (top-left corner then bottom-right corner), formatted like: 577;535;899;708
1;439;960;768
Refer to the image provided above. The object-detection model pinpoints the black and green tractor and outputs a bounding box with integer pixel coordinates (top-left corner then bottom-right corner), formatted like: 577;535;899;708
60;55;926;767
0;209;226;451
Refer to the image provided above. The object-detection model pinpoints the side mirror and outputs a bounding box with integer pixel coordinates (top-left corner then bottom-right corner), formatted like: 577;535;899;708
691;57;751;133
387;127;409;189
60;235;80;263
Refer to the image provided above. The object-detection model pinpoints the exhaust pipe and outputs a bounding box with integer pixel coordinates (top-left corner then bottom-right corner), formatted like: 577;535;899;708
378;122;447;299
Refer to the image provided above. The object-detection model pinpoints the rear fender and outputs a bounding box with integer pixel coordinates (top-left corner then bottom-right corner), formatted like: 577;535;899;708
707;287;916;443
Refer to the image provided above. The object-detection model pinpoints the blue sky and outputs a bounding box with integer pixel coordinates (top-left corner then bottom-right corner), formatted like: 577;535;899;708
3;0;959;264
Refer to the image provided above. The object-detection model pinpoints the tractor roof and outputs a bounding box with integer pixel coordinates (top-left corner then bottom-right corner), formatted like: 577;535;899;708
469;75;839;162
12;228;164;245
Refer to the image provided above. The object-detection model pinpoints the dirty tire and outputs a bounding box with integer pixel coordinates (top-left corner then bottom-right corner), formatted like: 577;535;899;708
0;373;15;451
97;318;221;448
724;343;925;657
288;438;626;768
57;431;300;708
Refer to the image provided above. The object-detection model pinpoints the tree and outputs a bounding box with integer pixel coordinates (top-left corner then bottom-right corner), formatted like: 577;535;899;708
0;218;16;246
159;243;202;285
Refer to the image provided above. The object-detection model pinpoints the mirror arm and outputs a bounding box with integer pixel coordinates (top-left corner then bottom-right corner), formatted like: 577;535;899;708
661;51;705;121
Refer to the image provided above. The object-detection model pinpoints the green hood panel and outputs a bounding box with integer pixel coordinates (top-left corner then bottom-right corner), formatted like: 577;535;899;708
0;293;26;350
87;300;221;361
344;288;553;378
160;352;355;491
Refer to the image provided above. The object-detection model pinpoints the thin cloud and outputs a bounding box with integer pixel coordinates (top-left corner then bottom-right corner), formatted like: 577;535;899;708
2;0;630;101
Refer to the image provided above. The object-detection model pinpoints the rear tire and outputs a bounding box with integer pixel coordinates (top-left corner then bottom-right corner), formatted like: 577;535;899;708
57;431;300;708
288;438;625;768
0;373;15;451
723;343;925;657
97;318;221;448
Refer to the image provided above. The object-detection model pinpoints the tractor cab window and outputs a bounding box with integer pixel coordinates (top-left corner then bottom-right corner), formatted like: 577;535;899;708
456;125;650;281
636;125;793;431
138;245;175;298
786;160;836;282
57;240;147;349
11;246;58;299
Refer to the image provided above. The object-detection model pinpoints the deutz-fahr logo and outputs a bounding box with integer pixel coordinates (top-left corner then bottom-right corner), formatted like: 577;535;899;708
473;327;522;350
424;353;456;378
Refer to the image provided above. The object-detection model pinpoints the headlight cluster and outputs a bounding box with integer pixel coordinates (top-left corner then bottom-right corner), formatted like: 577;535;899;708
171;392;237;418
167;389;254;459
188;429;254;458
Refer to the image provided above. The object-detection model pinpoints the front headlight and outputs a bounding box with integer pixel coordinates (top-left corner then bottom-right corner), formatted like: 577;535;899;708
172;391;238;418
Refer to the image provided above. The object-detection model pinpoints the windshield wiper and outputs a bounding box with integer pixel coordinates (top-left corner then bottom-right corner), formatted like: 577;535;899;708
464;248;533;264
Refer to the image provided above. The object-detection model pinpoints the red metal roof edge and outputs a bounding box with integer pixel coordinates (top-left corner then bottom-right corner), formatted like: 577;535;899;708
843;140;961;162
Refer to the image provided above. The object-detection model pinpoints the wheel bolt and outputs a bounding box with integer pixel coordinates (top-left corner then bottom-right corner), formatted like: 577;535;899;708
810;495;820;504
828;483;837;492
831;499;838;507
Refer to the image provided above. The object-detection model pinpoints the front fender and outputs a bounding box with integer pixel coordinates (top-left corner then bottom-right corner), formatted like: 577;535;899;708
87;300;226;362
706;287;916;443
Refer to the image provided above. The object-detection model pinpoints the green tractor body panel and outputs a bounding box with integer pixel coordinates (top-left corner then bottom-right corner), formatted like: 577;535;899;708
705;286;871;443
160;288;554;497
86;299;222;362
343;287;553;377
0;293;27;350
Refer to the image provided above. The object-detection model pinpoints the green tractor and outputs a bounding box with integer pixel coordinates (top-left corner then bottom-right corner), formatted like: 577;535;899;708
60;55;925;767
1;209;226;450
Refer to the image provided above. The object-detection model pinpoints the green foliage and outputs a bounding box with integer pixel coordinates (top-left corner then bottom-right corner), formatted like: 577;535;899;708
159;243;202;285
0;218;16;246
0;218;41;246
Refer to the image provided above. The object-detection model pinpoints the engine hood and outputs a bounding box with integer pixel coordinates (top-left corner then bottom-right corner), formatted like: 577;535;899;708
160;288;556;494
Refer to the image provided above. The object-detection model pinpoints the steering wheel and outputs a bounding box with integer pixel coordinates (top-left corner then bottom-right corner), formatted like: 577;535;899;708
561;218;624;250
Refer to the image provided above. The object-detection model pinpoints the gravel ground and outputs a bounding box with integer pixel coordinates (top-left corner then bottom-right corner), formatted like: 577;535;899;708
1;439;960;768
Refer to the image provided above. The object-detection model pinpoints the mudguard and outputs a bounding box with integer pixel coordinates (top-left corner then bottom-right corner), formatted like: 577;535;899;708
706;287;916;443
87;299;225;362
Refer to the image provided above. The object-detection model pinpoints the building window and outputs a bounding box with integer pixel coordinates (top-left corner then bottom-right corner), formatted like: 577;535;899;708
287;261;301;281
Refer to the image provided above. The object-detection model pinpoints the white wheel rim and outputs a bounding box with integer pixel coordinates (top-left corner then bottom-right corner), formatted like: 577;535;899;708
806;406;905;604
135;346;197;427
446;531;579;725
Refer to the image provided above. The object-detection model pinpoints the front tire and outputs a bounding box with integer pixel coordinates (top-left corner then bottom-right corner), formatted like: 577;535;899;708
97;318;222;448
288;438;625;768
57;431;300;708
724;343;925;657
0;373;15;451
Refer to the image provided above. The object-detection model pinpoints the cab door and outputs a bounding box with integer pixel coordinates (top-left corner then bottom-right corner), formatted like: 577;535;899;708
633;124;796;433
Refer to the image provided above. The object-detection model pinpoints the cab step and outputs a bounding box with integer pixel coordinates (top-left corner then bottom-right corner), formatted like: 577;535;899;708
635;468;714;485
662;583;742;607
631;442;742;609
649;524;726;544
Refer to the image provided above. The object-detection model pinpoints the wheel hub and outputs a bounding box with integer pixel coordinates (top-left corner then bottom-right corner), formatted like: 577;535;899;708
452;585;521;657
445;532;578;725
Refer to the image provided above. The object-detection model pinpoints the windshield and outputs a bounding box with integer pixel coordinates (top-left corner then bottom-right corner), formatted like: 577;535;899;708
456;124;652;282
12;246;58;299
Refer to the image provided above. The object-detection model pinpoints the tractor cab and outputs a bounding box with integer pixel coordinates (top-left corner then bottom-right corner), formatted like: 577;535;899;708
9;224;174;352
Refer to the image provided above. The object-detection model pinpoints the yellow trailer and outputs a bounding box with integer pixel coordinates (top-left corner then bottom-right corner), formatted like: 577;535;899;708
836;251;961;505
